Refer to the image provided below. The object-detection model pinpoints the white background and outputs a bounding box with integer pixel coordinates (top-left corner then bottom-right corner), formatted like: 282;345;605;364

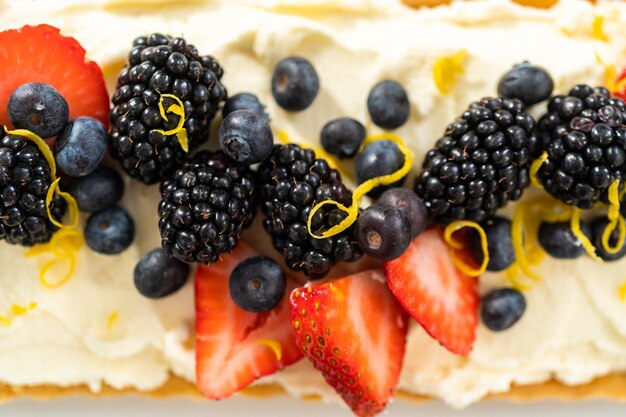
2;396;625;416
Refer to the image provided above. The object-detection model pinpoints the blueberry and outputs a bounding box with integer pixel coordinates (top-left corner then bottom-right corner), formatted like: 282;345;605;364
67;167;124;213
8;82;69;138
481;288;526;331
229;256;286;312
320;117;366;159
85;206;135;255
538;220;591;259
367;80;410;129
223;92;270;122
134;248;190;298
590;217;626;261
55;117;107;177
377;188;427;238
355;139;405;197
356;203;411;261
218;110;273;164
471;216;515;271
271;56;319;111
497;61;554;106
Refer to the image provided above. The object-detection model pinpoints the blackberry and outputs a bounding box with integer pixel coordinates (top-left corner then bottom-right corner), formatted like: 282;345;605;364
0;133;65;246
415;97;536;224
110;33;227;184
258;144;362;278
158;151;255;264
535;85;626;208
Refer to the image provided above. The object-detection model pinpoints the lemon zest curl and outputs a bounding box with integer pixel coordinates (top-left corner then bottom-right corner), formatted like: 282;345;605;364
601;180;626;254
153;93;189;152
256;339;283;362
444;220;488;277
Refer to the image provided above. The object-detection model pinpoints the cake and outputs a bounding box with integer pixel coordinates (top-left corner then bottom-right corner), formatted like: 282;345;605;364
2;0;626;415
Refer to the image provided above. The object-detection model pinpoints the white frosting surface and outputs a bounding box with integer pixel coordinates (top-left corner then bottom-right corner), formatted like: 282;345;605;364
1;0;626;408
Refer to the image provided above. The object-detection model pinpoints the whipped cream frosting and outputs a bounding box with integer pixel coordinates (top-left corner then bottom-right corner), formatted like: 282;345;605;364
1;0;626;408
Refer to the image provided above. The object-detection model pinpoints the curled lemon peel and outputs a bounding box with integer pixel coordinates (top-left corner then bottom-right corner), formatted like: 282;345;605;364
256;339;283;362
601;180;626;254
306;133;413;239
153;93;189;152
443;220;488;277
529;151;548;189
433;49;468;95
107;311;119;331
592;16;609;42
26;229;84;289
619;280;626;302
570;208;603;262
12;302;36;316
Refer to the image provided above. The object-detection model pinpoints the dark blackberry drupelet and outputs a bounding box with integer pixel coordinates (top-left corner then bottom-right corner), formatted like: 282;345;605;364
0;133;66;246
158;151;255;264
415;97;536;224
258;144;362;278
535;85;626;209
110;33;227;184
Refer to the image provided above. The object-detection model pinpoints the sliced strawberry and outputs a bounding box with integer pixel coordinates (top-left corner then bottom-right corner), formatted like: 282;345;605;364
384;227;479;356
0;24;109;128
195;242;303;399
289;270;408;417
614;68;626;102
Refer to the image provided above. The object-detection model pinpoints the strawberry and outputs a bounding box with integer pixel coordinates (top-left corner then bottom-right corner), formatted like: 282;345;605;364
289;270;408;417
195;242;303;399
0;24;109;128
384;227;479;356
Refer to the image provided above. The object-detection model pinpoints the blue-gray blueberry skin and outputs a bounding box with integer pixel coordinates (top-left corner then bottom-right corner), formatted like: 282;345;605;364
271;56;320;111
355;139;406;197
367;80;410;129
55;116;107;177
497;61;554;106
8;82;69;138
134;248;190;299
320;117;366;159
219;110;274;164
591;217;626;261
355;203;411;261
470;216;516;271
481;288;526;331
223;92;270;122
377;187;428;238
538;220;592;259
85;206;135;255
67;167;125;213
229;256;286;313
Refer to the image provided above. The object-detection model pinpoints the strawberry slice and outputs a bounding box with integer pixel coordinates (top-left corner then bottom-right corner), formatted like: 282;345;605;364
195;242;303;399
289;270;408;417
0;24;109;128
384;227;479;356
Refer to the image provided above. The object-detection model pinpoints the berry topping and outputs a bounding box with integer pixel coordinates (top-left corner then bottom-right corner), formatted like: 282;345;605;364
497;61;554;106
110;33;227;184
377;188;428;238
134;248;190;298
258;144;362;278
320;117;366;159
218;110;273;164
416;97;536;224
591;217;626;261
356;204;411;261
0;24;109;128
289;270;408;417
158;151;256;264
470;216;515;271
67;167;124;213
384;227;479;355
481;288;526;331
356;139;406;197
229;256;286;313
54;117;107;177
538;220;591;259
535;84;626;208
8;82;69;138
367;80;410;129
85;206;135;255
196;242;303;399
0;132;66;246
223;92;270;122
271;56;319;111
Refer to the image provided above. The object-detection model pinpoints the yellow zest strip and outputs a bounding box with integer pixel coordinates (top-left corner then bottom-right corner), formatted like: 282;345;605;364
12;302;37;316
596;52;626;94
107;311;119;331
601;180;626;254
433;49;468;95
307;133;413;239
25;229;84;289
619;280;626;302
0;316;11;327
570;208;602;263
592;16;609;42
443;220;488;277
529;151;548;189
153;93;189;152
4;127;79;230
256;339;283;362
329;282;344;301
